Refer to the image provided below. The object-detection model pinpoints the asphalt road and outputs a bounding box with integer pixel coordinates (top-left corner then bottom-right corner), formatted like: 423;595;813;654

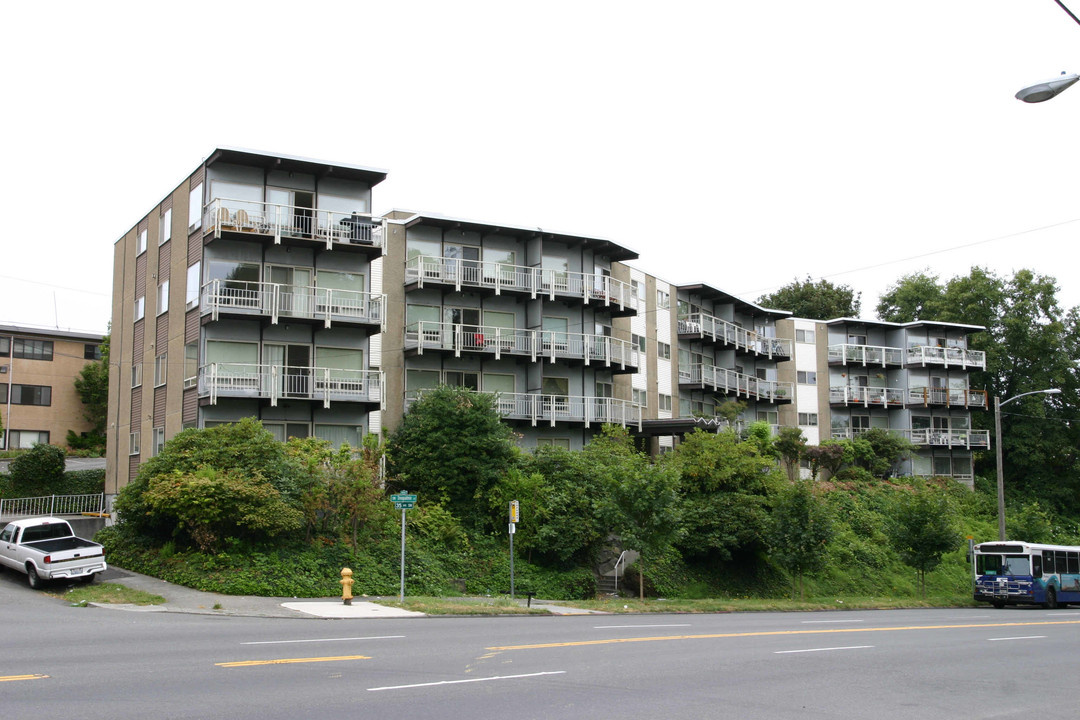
3;569;1078;720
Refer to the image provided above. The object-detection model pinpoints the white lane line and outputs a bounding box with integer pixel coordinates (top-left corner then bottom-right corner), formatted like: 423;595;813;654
243;635;404;645
1048;612;1080;616
368;671;566;692
775;645;873;654
593;624;692;629
944;615;992;620
801;620;865;624
988;636;1046;642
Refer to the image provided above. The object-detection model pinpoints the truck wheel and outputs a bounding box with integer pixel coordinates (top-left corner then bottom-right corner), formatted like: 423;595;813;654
27;565;42;589
1045;587;1059;609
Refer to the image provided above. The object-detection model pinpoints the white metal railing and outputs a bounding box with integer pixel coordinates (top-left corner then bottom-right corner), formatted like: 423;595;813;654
404;256;639;313
403;321;639;369
828;343;905;366
205;198;384;250
0;493;106;519
201;279;385;330
829;385;988;408
199;364;383;408
829;427;990;448
679;364;794;402
404;390;642;429
678;313;792;358
907;345;986;369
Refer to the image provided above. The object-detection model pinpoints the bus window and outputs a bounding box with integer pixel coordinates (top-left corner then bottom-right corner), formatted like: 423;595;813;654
1069;552;1080;574
1044;550;1056;574
977;554;1001;575
1032;554;1043;578
1057;551;1067;573
1000;555;1031;576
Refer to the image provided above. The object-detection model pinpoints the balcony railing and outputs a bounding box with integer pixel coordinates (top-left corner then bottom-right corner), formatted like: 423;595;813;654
679;364;794;402
405;390;642;429
830;385;988;409
907;345;986;369
403;321;639;370
201;279;385;329
677;313;791;359
199;363;382;408
204;198;383;250
404;256;638;314
829;427;990;448
828;344;905;366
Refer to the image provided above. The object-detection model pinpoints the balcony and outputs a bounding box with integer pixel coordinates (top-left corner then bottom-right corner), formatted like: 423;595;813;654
906;345;986;370
828;343;905;367
677;313;791;359
198;364;382;408
679;364;794;403
204;198;383;254
200;280;385;330
403;321;639;372
829;427;990;449
405;390;641;429
830;385;988;409
404;256;638;316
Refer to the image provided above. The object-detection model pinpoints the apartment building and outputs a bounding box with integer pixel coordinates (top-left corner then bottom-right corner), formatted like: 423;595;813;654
106;148;987;494
1;324;104;450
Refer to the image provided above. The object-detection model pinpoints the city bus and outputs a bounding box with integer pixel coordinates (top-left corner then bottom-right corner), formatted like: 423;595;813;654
973;541;1080;608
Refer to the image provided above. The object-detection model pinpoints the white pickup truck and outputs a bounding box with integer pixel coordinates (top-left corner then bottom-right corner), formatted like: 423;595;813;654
0;516;107;588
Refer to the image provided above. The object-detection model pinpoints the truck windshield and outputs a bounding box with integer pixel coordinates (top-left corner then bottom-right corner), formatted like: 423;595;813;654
978;554;1031;576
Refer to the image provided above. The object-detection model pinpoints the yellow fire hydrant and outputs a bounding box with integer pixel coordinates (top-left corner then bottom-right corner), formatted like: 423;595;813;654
340;567;354;606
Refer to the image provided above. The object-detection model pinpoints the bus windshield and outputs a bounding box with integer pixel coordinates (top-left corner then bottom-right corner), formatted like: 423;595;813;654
978;554;1031;576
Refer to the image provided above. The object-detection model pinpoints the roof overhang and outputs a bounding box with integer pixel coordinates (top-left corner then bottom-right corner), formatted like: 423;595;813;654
677;283;791;320
205;147;388;187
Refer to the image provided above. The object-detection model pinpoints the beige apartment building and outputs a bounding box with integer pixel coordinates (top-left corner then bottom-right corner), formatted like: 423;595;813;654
1;324;104;451
105;148;987;496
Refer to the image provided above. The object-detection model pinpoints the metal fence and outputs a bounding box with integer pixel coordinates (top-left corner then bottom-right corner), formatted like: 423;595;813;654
0;493;106;519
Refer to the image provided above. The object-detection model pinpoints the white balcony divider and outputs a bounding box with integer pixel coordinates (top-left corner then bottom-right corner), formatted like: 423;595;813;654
403;321;639;369
204;198;384;249
404;256;639;313
678;313;791;358
680;363;794;402
199;364;383;409
201;279;384;329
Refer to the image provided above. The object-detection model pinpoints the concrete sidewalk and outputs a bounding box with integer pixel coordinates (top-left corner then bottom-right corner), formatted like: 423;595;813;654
94;567;602;618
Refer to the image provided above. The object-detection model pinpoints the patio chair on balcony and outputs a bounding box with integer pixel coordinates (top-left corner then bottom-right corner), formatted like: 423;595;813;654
217;206;234;230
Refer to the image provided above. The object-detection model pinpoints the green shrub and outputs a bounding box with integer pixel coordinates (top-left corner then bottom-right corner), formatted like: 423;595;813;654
8;444;66;495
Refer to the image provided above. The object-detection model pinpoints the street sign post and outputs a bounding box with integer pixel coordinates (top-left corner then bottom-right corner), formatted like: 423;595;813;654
390;492;418;602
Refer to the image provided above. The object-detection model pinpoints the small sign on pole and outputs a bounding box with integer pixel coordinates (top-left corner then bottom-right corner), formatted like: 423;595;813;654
390;492;418;603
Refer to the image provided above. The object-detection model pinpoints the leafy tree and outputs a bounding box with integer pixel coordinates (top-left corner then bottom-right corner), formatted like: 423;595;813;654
73;332;109;440
773;427;806;481
758;276;861;320
386;385;517;528
768;479;834;599
671;429;781;564
1008;501;1054;544
803;441;849;480
888;483;962;598
851;428;913;479
875;271;946;323
8;443;67;495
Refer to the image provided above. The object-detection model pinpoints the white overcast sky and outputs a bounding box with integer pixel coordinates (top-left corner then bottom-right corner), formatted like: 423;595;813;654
5;1;1080;336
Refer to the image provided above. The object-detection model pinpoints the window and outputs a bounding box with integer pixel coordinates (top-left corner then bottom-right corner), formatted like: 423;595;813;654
798;412;819;426
633;334;646;353
131;364;142;388
153;427;165;456
657;290;670;308
314;424;364;449
633;388;648;407
137;228;147;255
9;430;48;449
155;353;167;386
157;280;170;315
631;279;645;300
797;371;817;385
444;371;479;390
135;296;145;321
659;393;672;412
796;329;816;343
189;182;203;232
9;384;52;406
0;337;8;357
848;334;867;345
537;438;571;449
658;341;671;360
184;342;198;389
160;208;172;245
14;339;53;361
84;344;102;360
129;431;140;456
186;262;201;309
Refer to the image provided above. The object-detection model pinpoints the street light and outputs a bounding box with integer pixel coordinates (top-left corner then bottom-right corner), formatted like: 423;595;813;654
1015;1;1080;102
995;388;1062;540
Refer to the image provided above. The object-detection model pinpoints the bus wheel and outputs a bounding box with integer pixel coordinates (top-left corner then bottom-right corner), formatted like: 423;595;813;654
1044;587;1058;610
992;600;1006;609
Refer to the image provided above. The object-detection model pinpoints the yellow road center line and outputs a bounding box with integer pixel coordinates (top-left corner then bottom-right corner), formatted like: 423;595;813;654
487;620;1080;650
216;655;371;668
0;674;49;682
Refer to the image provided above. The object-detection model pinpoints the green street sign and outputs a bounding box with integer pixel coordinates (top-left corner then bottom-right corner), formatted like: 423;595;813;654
391;493;418;503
